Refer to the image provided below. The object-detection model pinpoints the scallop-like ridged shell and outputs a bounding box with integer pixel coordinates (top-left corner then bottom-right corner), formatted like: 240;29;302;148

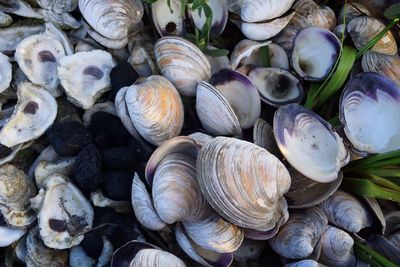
124;75;184;146
241;0;295;23
347;16;398;56
197;137;291;231
320;190;373;233
79;0;143;40
319;226;355;267
131;248;187;267
131;173;166;231
293;0;336;30
269;207;328;259
0;52;11;94
362;51;400;87
183;212;244;253
154;37;211;97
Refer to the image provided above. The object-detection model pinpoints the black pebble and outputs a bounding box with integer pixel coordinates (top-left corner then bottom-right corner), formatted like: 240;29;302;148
72;144;102;192
109;62;138;99
47;121;92;157
81;231;103;259
102;170;133;201
101;146;149;169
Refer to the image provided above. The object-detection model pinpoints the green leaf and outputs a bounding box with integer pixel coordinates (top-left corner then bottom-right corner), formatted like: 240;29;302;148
179;0;187;17
328;114;340;126
354;240;398;267
342;177;400;202
367;174;400;192
346;150;400;171
260;45;271;68
304;82;322;109
385;3;400;20
203;48;229;57
368;168;400;178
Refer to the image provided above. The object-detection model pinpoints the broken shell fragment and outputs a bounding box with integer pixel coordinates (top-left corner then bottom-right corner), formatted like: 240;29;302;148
0;11;12;28
0;52;12;94
58;50;116;109
34;157;75;189
273;103;349;183
0;215;26;247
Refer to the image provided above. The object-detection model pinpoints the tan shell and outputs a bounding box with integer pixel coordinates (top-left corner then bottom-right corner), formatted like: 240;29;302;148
124;75;184;145
197;137;291;232
154;36;211;97
131;248;187;267
240;0;294;23
34;157;75;189
293;0;336;30
362;51;400;87
347;16;398;56
269;207;328;259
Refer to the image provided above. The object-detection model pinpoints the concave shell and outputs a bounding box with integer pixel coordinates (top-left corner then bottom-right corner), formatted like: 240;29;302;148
347;16;398;56
240;0;294;23
189;0;228;35
44;22;74;56
0;164;36;228
123;75;184;146
34;157;75;189
0;82;57;148
339;72;400;154
248;67;304;107
320;190;373;233
293;0;336;30
196;70;261;137
291;26;341;81
0;215;26;247
0;52;11;94
196;137;291;232
154;36;211;97
362;51;400;87
15;33;65;94
0;24;44;55
58;49;116;109
253;118;280;157
79;0;143;40
269;206;328;259
128;41;158;77
285;168;343;209
151;0;183;36
273;103;349;183
31;175;94;249
234;238;265;262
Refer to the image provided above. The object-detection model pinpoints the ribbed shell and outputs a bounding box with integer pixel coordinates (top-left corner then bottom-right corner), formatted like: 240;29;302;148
269;207;328;259
154;37;211;97
125;75;184;146
197;137;291;231
320;190;373;233
253;118;280;156
362;51;400;87
131;249;187;267
338;3;371;23
347;16;398;55
79;0;143;40
293;0;336;30
241;0;295;23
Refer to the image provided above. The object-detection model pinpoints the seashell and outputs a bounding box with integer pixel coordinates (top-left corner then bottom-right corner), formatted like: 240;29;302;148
241;11;296;41
0;11;12;28
291;26;341;81
0;82;57;148
385;211;400;236
362;51;400;87
273;104;349;183
0;24;44;55
196;70;261;137
182;212;244;253
189;0;228;35
389;232;400;250
122;75;184;145
58;50;116;109
286;168;343;209
368;234;400;265
37;8;81;29
30;174;94;249
82;101;117;127
197;137;291;232
234;238;265;262
284;260;327;267
13;234;27;263
70;246;96;267
293;0;336;30
227;0;242;15
248;67;304;107
175;222;233;267
44;22;74;56
79;0;143;40
205;45;232;75
36;0;78;13
0;0;43;19
90;190;131;213
74;38;98;53
320;190;373;233
253;118;280;156
28;145;59;179
187;132;214;147
151;0;184;36
34;157;75;189
26;226;68;267
347;16;398;56
240;0;295;23
131;173;166;231
269;207;328;259
0;52;12;94
154;36;211;97
338;3;371;23
339;72;400;154
128;41;158;77
15;33;65;95
0;215;26;247
319;226;356;267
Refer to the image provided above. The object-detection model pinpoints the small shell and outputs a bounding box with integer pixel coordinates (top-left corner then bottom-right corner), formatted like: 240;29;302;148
0;52;12;94
240;0;295;23
131;249;187;267
190;0;228;35
253;118;280;157
151;0;183;36
269;207;328;259
320;190;373;233
128;42;158;77
206;45;232;75
90;190;131;213
34;157;75;189
36;0;78;13
0;0;43;19
347;16;398;56
154;36;211;97
293;0;336;30
124;75;184;145
0;24;44;55
362;51;400;87
0;11;12;28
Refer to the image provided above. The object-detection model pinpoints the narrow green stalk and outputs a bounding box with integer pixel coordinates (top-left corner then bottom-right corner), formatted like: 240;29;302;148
260;45;271;68
354;240;398;267
368;168;400;178
343;178;400;202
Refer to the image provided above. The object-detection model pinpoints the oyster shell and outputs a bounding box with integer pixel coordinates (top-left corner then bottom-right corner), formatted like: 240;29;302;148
0;11;12;28
0;214;26;247
0;23;44;55
30;174;94;249
36;0;78;13
34;157;75;189
0;0;42;19
58;50;116;109
0;82;57;148
0;52;12;94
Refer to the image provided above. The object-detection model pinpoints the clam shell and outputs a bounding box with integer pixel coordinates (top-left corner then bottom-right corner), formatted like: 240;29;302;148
293;0;336;30
197;137;291;232
151;0;183;36
230;39;272;70
285;260;327;267
241;0;295;23
0;52;12;94
338;3;371;23
154;36;211;97
362;51;400;87
131;249;186;267
234;238;265;262
82;19;129;49
37;0;78;13
190;0;228;35
253;118;280;157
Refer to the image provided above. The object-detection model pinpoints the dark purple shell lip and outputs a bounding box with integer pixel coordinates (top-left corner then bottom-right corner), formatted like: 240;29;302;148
210;69;256;91
111;240;158;267
244;225;279;240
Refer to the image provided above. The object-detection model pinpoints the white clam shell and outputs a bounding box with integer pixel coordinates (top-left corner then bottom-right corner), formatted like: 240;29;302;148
190;0;228;35
241;0;295;23
151;0;183;36
253;118;280;157
131;248;187;267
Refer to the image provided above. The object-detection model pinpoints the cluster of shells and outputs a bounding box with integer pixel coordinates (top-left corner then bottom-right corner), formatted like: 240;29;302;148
0;0;399;266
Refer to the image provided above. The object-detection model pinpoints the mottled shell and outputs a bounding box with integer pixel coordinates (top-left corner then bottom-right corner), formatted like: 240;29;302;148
320;190;373;233
0;11;12;28
131;249;187;267
347;16;398;56
293;0;336;30
37;0;78;13
0;24;44;55
124;75;184;146
362;51;400;87
241;0;295;23
197;137;291;232
154;36;211;97
269;207;328;259
34;158;75;189
79;0;143;40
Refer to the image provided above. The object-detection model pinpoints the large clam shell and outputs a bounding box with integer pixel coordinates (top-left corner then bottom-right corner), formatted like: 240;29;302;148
362;51;400;87
293;0;336;30
189;0;228;35
197;137;291;232
240;0;295;23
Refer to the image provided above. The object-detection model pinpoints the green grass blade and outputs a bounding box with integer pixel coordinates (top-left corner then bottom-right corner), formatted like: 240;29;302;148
342;178;400;202
368;168;400;178
354;240;398;267
260;45;271;68
304;82;322;109
367;175;400;192
346;150;400;170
